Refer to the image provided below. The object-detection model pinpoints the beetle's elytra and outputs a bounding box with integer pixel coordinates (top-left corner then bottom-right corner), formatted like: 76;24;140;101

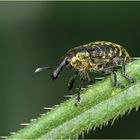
35;41;134;106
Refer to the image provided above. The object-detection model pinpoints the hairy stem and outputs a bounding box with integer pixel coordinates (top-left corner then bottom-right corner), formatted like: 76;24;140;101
40;82;140;139
7;59;140;139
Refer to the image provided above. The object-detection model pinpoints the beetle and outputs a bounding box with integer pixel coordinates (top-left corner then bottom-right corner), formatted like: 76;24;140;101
35;41;134;106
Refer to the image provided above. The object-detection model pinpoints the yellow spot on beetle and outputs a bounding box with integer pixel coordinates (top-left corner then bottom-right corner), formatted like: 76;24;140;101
108;53;112;57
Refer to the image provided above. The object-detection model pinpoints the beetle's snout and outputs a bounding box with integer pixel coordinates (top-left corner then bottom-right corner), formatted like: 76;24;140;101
51;74;55;80
51;57;70;80
51;72;58;80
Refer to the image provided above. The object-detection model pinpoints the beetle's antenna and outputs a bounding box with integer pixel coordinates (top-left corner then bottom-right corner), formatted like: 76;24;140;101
35;67;53;73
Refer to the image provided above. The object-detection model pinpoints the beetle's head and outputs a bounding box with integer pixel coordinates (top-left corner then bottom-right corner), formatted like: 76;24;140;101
35;56;71;80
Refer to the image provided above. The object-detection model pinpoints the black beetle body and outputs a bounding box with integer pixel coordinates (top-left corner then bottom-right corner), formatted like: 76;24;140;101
36;41;134;105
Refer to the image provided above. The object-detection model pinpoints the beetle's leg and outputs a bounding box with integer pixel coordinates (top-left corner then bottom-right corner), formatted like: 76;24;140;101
122;60;134;83
75;74;86;106
112;70;125;88
102;66;124;88
112;70;117;86
68;71;78;91
112;56;134;85
86;73;94;85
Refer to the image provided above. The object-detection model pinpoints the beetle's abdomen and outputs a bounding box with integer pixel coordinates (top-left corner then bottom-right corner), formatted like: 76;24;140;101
85;41;130;63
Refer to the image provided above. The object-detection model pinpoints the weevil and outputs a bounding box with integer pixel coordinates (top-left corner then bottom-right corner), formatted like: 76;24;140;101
35;41;134;106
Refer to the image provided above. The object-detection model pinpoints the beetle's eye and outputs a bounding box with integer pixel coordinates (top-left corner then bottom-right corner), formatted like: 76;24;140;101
66;57;70;65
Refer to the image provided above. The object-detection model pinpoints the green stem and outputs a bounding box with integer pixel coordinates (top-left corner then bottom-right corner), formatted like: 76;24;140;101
40;82;140;139
7;59;140;139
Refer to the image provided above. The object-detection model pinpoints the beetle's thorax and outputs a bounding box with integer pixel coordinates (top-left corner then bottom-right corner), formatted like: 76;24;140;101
70;52;100;72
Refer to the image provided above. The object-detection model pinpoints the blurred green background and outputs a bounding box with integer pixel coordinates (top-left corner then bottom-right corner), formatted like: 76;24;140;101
0;1;140;138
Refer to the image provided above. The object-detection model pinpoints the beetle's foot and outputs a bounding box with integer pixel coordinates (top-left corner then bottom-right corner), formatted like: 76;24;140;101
75;96;81;106
129;77;134;83
89;80;95;84
114;83;125;89
123;73;134;83
75;100;81;107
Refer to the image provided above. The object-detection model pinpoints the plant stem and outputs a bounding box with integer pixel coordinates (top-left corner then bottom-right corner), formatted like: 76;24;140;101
7;59;140;139
40;82;140;139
